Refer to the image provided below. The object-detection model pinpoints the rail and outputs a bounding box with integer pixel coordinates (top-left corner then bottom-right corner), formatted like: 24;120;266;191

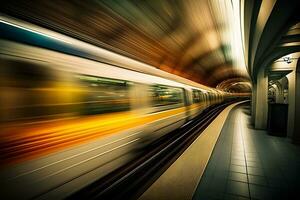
67;100;241;200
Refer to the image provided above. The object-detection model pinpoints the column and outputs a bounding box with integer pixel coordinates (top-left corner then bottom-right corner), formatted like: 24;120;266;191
251;83;257;125
293;67;300;143
254;68;268;129
287;70;295;138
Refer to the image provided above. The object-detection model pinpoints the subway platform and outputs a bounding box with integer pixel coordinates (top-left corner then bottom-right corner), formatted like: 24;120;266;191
140;102;300;200
194;102;300;200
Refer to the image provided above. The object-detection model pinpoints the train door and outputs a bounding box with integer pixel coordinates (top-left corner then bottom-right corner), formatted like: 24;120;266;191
129;83;152;114
184;89;193;121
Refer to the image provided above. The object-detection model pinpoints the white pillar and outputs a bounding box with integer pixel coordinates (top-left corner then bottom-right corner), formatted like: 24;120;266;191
293;69;300;143
251;83;257;125
287;70;295;138
255;68;268;129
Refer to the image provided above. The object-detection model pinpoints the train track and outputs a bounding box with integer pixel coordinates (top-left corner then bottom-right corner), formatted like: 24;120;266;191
67;101;237;200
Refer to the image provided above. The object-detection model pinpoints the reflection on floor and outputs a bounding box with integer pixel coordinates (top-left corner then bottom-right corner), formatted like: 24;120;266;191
193;103;300;200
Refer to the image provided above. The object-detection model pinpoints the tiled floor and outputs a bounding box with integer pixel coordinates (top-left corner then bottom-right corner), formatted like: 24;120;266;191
193;102;300;200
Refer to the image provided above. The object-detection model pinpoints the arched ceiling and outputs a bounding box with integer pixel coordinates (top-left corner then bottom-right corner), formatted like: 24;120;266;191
243;0;300;82
0;0;250;92
216;78;252;93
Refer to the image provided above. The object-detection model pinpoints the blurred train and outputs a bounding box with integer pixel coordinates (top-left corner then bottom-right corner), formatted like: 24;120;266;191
0;15;246;199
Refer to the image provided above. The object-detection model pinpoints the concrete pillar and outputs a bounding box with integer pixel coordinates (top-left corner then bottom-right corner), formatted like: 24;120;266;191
293;66;300;143
251;83;257;125
287;70;295;138
254;68;268;129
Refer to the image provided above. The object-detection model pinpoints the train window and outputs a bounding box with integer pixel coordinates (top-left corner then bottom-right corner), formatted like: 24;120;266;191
192;89;201;103
0;59;66;122
199;91;206;102
208;92;212;101
1;58;132;122
151;85;184;110
203;93;208;102
76;75;131;114
211;93;215;101
0;59;56;88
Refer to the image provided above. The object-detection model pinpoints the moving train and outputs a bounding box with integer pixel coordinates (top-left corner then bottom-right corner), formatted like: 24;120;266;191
0;15;242;199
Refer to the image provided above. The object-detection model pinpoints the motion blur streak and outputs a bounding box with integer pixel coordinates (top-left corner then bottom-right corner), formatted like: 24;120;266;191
0;104;204;165
0;19;72;44
0;2;250;199
0;0;251;91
